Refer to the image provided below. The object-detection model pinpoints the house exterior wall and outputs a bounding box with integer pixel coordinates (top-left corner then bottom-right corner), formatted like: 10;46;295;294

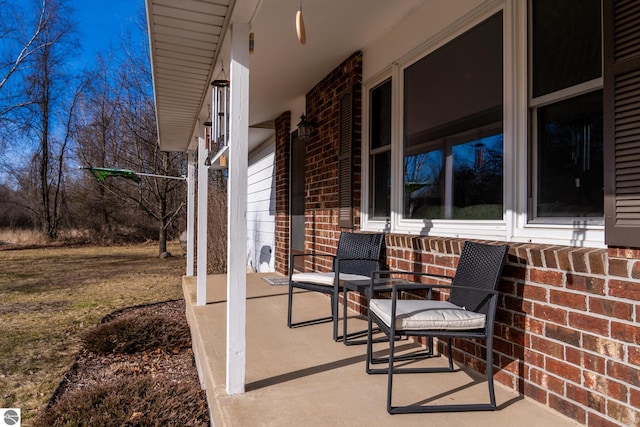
247;137;276;273
379;236;640;427
270;3;639;426
272;38;639;427
274;112;291;274
299;52;363;269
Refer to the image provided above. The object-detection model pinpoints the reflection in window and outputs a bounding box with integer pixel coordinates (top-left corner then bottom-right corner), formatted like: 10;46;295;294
404;131;503;219
530;0;603;221
403;12;503;220
537;90;603;218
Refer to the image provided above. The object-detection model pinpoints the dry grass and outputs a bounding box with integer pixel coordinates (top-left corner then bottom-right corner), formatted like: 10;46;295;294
0;242;185;424
0;228;50;246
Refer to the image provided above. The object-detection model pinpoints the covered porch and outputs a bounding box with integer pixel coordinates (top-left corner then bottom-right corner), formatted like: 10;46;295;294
184;273;579;426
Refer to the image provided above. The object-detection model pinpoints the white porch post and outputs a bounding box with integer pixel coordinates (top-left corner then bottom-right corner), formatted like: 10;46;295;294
226;22;249;395
186;149;196;276
197;134;208;306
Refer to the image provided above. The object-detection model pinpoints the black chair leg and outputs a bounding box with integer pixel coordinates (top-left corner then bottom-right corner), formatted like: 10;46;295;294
287;283;293;328
365;312;374;373
343;289;348;343
331;292;338;341
386;327;396;413
486;339;496;408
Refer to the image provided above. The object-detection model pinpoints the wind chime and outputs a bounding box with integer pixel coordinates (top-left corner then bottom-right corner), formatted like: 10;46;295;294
212;78;230;151
204;68;230;167
203;105;213;166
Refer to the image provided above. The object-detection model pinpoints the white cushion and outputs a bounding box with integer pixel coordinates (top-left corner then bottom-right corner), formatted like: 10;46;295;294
369;299;486;331
291;272;370;286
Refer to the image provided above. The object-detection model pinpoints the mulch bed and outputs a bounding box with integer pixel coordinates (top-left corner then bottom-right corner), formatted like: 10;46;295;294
37;300;210;426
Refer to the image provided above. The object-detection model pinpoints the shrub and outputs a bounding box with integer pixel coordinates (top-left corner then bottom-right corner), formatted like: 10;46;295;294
35;374;209;426
81;314;191;355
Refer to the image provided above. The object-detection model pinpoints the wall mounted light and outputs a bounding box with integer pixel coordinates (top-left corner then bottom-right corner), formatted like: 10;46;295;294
297;114;311;141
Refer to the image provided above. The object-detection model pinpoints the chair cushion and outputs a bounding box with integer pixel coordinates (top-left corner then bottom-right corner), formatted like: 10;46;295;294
291;272;370;286
369;299;486;331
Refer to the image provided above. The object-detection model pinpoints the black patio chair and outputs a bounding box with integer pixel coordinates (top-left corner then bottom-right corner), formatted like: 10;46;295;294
287;232;384;341
366;241;509;414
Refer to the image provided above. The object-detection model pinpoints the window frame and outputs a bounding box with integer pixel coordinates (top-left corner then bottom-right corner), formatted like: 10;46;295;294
527;0;604;226
367;78;393;221
360;0;606;248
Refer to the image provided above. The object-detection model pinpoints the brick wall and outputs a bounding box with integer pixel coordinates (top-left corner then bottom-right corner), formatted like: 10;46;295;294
274;111;291;274
274;52;362;275
372;236;640;427
302;51;362;262
274;48;639;426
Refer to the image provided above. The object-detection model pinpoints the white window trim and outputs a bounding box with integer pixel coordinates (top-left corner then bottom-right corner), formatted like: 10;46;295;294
361;67;393;231
516;0;604;248
361;0;605;248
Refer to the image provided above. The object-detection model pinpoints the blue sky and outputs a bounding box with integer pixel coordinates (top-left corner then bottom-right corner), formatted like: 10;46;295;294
70;0;145;69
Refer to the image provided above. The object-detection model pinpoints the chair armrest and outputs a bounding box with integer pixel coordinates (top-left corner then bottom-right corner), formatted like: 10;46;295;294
291;252;335;260
388;283;498;296
372;270;454;281
289;252;336;275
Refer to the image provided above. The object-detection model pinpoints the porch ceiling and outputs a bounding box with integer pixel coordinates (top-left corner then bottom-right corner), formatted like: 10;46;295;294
146;0;427;153
145;0;234;152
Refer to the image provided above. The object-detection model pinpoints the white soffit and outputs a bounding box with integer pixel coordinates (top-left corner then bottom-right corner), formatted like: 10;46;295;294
146;0;234;152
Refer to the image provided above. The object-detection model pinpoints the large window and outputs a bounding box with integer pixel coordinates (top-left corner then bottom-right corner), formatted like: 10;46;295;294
362;2;610;247
403;12;503;220
530;0;603;221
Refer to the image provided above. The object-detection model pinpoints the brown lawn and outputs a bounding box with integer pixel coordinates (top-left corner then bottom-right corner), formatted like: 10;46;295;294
0;242;186;423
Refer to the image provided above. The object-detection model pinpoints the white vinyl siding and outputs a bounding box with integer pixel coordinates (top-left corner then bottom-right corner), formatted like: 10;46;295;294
247;137;276;272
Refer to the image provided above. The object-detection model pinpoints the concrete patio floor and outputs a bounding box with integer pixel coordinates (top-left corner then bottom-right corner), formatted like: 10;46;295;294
183;273;579;427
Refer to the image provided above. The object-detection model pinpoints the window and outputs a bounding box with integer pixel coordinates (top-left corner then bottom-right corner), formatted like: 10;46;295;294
403;12;503;220
530;0;603;221
369;80;391;218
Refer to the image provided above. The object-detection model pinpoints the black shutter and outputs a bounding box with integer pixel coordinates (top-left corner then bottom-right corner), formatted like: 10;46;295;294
338;89;354;228
604;0;640;246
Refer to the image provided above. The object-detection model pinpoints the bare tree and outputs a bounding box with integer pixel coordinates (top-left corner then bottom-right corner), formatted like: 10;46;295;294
116;15;186;255
73;53;125;236
0;0;53;176
0;0;50;115
18;0;78;239
73;18;186;254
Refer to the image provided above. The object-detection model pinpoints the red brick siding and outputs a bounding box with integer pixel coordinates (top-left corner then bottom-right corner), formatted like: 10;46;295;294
370;237;639;427
274;112;291;274
275;49;639;426
302;52;363;265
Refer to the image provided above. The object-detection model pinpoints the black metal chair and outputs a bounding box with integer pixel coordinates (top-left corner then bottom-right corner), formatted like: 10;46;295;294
366;241;509;414
287;232;384;341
